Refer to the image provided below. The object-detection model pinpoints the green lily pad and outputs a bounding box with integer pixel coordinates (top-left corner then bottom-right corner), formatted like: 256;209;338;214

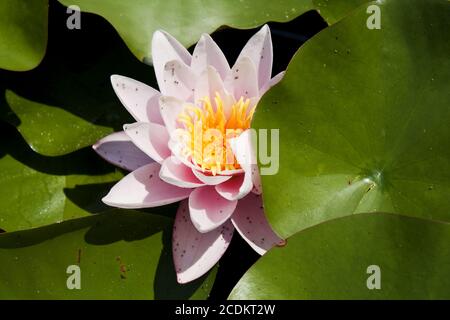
0;3;153;156
0;123;123;232
0;211;216;299
58;0;315;61
254;0;450;238
0;0;48;71
314;0;369;24
6;91;112;156
230;213;450;299
56;0;372;62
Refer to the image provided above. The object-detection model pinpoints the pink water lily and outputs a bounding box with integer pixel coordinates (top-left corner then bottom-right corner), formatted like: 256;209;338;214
93;25;285;283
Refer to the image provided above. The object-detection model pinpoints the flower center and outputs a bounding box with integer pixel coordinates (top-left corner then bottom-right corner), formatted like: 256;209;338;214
176;93;255;175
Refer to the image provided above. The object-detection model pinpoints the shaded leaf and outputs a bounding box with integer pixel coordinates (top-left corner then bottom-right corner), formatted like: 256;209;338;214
0;211;216;299
56;0;372;62
58;0;317;61
0;1;152;155
6;90;112;156
0;123;123;232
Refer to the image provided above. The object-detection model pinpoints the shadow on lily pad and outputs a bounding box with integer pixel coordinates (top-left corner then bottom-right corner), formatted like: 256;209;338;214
0;210;210;299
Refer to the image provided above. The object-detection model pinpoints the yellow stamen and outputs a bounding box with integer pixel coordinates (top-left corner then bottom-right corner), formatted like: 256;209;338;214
176;92;254;175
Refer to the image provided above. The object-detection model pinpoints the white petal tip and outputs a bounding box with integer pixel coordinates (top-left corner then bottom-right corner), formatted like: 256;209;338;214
176;275;191;284
101;193;130;209
193;224;215;234
110;74;124;86
254;248;267;256
152;30;171;45
122;123;131;131
101;195;113;207
101;195;138;209
176;274;203;284
176;270;212;284
200;33;211;41
153;29;164;38
123;122;143;133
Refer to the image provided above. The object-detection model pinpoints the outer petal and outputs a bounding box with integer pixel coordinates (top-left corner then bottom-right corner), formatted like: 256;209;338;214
152;30;191;93
93;131;152;171
159;156;205;188
226;56;259;100
189;186;237;233
191;33;230;80
102;162;192;208
110;75;163;124
173;200;234;284
236;24;273;90
161;60;196;101
215;173;252;201
231;193;284;255
124;122;171;163
260;71;285;96
159;96;186;134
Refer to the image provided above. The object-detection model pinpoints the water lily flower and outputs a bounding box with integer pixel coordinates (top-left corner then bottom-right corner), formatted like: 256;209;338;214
93;25;285;283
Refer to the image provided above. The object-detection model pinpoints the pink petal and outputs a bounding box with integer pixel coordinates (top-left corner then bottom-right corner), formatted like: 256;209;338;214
192;169;232;185
173;200;234;284
191;33;230;80
152;30;191;93
236;24;273;90
252;168;262;195
159;156;205;188
226;56;259;100
231;193;283;255
161;60;196;101
215;173;252;201
93;131;152;171
189;186;237;233
194;66;234;109
123;122;171;163
159;96;186;134
230;129;262;194
260;71;285;96
102;162;192;208
111;75;163;124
